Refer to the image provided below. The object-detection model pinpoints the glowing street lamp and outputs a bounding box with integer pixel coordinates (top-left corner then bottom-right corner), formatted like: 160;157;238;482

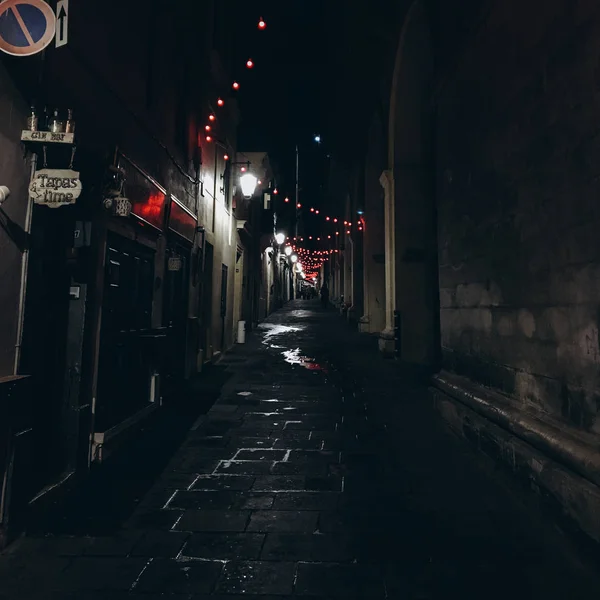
240;173;258;198
284;246;293;256
275;233;286;245
290;254;298;263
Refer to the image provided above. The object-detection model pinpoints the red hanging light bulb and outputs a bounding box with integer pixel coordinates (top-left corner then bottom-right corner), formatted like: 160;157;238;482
205;124;211;131
246;59;254;69
217;98;224;107
209;114;216;121
205;135;213;142
258;17;266;30
224;154;230;161
232;81;240;90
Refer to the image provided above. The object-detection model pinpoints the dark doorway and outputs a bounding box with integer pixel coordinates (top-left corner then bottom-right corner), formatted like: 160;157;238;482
201;242;214;361
19;205;72;498
163;241;191;382
95;233;155;433
220;264;228;351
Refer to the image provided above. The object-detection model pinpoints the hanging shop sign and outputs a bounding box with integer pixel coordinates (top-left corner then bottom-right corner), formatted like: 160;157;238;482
29;168;82;207
0;0;56;57
20;130;74;144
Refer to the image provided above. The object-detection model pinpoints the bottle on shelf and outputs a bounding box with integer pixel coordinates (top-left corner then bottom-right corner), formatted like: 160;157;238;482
26;106;38;132
65;109;75;134
41;106;50;131
50;109;65;134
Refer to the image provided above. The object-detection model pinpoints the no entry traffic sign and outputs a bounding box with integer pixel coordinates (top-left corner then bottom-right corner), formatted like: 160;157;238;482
0;0;56;57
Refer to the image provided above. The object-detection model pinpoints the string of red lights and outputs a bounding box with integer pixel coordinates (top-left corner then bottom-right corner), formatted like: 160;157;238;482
201;14;363;282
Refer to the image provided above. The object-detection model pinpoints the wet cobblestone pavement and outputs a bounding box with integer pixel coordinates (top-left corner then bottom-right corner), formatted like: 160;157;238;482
2;301;600;599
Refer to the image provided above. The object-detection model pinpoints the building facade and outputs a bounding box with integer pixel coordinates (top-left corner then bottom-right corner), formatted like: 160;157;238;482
323;0;600;544
0;0;249;546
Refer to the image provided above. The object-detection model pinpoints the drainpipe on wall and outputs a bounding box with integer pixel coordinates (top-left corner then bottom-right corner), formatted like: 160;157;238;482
13;152;37;375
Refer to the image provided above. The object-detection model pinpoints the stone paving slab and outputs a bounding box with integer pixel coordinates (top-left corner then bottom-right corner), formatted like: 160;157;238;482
1;302;600;598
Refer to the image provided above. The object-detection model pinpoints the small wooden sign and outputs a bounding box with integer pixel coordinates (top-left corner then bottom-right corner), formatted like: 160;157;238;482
29;169;82;208
21;130;74;144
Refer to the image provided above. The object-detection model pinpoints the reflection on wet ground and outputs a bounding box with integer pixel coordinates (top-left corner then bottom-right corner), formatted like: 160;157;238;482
3;301;599;599
282;348;327;372
258;323;304;342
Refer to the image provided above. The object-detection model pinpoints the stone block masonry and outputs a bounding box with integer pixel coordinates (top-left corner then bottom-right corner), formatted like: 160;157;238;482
436;0;600;433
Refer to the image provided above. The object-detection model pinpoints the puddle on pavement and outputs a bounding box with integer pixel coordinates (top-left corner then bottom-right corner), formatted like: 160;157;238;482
282;348;327;372
258;323;304;343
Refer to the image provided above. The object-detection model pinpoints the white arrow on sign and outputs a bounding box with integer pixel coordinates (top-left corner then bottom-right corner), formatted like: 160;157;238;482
55;0;68;48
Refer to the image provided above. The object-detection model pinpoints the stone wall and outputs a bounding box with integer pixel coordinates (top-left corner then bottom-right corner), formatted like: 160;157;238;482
437;0;600;432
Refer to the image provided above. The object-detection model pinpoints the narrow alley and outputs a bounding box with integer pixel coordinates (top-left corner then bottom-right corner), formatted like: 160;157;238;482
1;302;598;599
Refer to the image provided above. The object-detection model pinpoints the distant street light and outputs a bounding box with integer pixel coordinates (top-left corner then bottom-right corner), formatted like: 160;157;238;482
275;233;286;245
314;135;321;143
284;246;293;256
290;254;298;263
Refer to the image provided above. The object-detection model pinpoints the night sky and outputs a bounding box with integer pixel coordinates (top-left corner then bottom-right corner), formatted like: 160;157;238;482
226;0;395;244
231;1;335;209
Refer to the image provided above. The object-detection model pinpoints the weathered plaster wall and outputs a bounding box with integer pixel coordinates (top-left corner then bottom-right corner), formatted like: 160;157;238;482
0;64;30;377
437;0;600;432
